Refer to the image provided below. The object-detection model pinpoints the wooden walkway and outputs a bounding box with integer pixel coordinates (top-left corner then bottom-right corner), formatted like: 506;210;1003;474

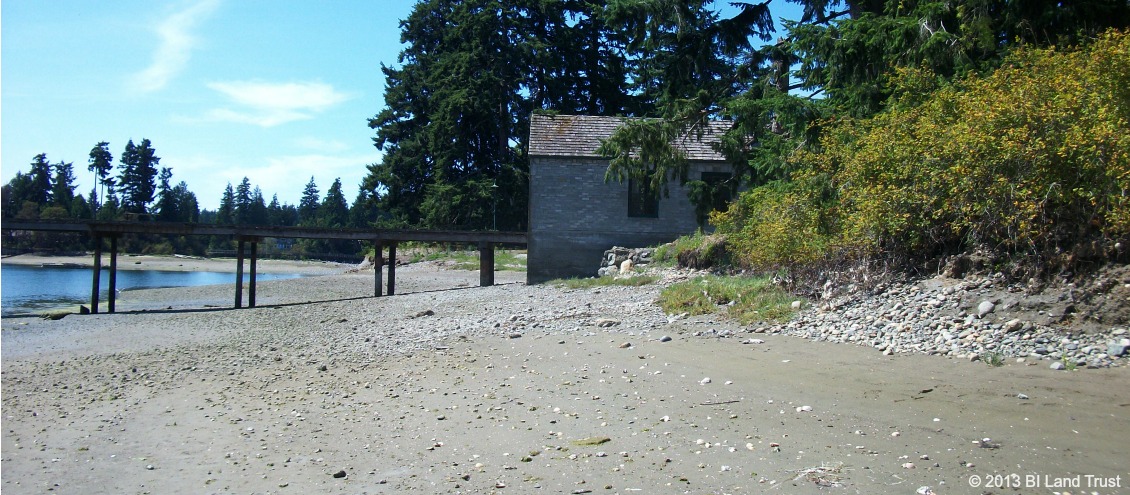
2;220;526;313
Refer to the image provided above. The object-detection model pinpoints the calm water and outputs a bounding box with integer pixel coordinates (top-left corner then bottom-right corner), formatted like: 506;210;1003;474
1;265;304;316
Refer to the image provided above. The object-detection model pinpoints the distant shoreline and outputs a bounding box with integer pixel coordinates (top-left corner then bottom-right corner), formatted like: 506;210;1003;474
2;254;354;317
0;253;352;275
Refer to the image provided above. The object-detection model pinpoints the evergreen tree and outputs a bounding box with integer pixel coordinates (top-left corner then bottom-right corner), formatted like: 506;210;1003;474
298;177;320;226
248;186;268;225
281;204;299;226
96;188;121;221
69;193;93;220
319;178;350;228
87;186;99;216
172;182;200;223
349;188;382;228
364;0;635;230
3;172;36;219
198;209;217;224
87;141;114;210
216;183;235;225
155;167;179;221
596;1;776;205
786;0;1130;117
265;194;299;227
599;0;1130;200
28;154;53;207
601;0;772;113
50;160;77;209
117;139;160;215
234;177;253;224
267;194;285;226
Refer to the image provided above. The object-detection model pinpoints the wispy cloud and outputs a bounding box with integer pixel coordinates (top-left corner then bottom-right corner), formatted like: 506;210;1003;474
295;137;351;153
177;149;379;208
131;0;221;93
204;81;355;127
229;153;376;204
260;153;377;189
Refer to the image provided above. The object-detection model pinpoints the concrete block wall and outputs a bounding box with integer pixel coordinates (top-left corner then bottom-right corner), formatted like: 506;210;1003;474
527;156;730;282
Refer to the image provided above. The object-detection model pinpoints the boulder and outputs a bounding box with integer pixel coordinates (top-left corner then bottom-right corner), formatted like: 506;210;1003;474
600;246;655;270
1108;343;1128;358
977;300;995;318
602;247;633;269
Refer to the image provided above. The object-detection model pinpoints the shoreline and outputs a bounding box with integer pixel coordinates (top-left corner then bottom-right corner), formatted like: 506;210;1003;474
1;253;355;318
1;253;353;275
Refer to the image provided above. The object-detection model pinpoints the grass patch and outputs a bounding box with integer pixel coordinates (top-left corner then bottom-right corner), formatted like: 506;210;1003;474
981;351;1005;367
657;275;798;324
409;246;526;271
1061;356;1078;371
653;233;701;266
551;275;659;290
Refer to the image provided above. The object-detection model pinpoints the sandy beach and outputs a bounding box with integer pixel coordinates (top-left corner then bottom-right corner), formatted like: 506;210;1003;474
2;260;1128;494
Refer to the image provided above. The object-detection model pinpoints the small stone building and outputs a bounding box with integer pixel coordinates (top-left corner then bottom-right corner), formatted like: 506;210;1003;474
527;113;732;282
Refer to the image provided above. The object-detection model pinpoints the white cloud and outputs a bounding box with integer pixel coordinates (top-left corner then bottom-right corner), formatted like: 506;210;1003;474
182;151;378;209
295;137;351;153
202;107;311;127
131;0;221;93
260;153;376;191
204;81;356;127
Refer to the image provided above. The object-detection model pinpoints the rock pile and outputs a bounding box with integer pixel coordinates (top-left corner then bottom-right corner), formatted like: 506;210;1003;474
752;274;1130;369
597;246;655;277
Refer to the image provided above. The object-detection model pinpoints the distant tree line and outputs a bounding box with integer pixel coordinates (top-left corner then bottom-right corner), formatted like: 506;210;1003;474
2;139;380;259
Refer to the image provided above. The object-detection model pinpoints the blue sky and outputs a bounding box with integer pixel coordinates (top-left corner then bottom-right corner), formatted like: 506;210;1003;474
3;0;416;210
3;1;801;211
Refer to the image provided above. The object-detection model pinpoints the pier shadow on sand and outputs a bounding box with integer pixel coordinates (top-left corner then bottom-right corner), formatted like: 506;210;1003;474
67;281;526;316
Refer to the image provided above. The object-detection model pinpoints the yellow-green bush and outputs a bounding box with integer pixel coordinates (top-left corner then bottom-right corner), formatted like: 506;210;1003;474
709;179;833;269
715;30;1130;271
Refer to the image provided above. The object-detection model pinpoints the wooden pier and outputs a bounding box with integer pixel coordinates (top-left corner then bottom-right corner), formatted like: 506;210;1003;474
2;220;526;313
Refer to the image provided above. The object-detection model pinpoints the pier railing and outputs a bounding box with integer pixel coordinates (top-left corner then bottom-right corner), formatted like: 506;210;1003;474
1;220;527;313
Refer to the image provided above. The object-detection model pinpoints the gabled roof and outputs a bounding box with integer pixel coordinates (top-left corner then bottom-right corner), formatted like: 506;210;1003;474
528;114;730;162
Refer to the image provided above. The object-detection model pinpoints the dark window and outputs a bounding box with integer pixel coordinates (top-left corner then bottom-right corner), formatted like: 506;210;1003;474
701;172;734;213
692;172;735;228
628;177;659;218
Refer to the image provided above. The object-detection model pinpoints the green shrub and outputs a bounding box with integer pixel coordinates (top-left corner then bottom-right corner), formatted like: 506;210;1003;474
714;31;1130;272
709;179;834;270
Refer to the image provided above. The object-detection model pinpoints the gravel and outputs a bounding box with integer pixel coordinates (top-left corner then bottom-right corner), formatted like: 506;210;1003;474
746;274;1128;368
